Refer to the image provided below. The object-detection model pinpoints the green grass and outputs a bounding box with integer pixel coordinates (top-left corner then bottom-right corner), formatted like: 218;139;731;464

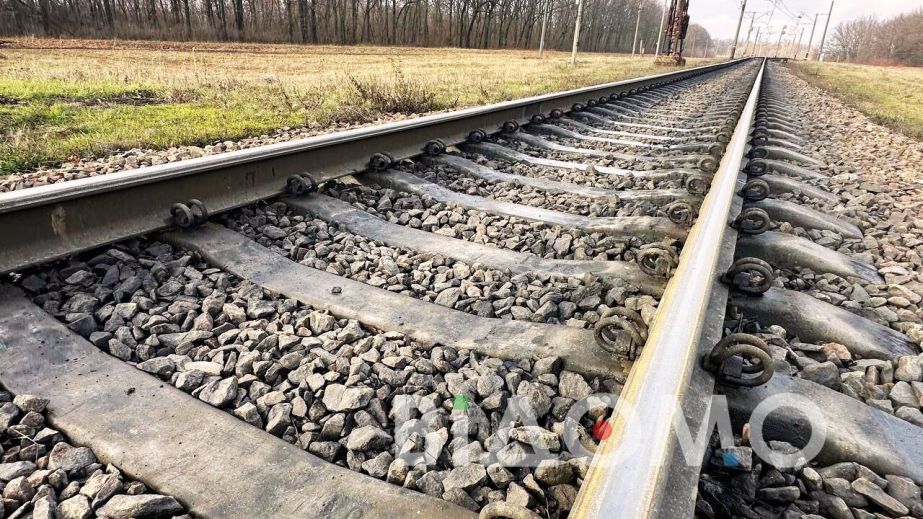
0;37;712;175
787;61;923;141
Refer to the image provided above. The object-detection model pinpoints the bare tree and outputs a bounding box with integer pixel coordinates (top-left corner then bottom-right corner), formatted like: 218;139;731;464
826;9;923;65
1;0;696;55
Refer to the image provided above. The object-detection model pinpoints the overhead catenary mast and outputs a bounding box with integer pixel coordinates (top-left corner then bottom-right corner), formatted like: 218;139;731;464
570;0;584;65
729;0;747;58
654;0;669;55
632;0;644;55
538;0;549;57
817;0;834;61
805;12;819;59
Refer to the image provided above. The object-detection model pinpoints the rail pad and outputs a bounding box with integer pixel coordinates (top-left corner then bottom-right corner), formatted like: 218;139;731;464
0;284;475;519
164;224;624;379
360;170;688;241
286;194;665;296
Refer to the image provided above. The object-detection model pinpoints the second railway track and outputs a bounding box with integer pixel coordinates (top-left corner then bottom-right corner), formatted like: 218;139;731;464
1;57;921;519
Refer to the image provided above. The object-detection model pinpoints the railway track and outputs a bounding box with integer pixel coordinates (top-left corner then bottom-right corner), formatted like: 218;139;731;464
1;58;921;519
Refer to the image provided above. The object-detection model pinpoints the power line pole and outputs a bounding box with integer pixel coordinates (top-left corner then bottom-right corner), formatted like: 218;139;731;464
792;25;805;59
632;0;643;55
538;0;549;57
729;0;747;58
804;12;819;59
654;0;667;55
570;0;584;65
774;25;786;58
742;12;756;56
752;26;761;56
817;0;834;61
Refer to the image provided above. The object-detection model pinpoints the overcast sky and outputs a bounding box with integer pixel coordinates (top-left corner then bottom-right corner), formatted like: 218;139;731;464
688;0;923;42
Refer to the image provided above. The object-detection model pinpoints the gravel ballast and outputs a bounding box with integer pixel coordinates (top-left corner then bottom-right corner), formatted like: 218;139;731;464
221;202;660;329
0;390;190;519
21;242;624;517
699;425;923;519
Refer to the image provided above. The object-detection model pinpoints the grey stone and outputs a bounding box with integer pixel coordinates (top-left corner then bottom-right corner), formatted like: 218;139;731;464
532;357;563;377
346;425;393;452
534;459;575;486
308;441;341;462
885;474;922;509
851;477;909;516
516;381;551;419
57;495;92;519
441;488;479;511
896;406;923;427
96;494;184;518
233;403;263;428
0;461;35;482
322;384;375;412
442;464;487;492
11;394;49;413
817;462;857;481
548;484;578;511
711;446;752;472
558;371;592;400
265;403;292;435
506;482;531;507
509;426;560;451
760;486;800;504
822;477;868;507
361;451;393;479
33;495;56;519
896;356;923;382
386;457;409;484
137;357;175;377
198;377;238;407
0;401;19;429
486;463;513;488
415;470;446;497
800;361;840;389
2;475;34;501
48;443;97;473
890;381;920;409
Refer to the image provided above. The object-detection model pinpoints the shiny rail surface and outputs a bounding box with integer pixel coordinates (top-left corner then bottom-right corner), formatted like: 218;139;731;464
571;60;764;519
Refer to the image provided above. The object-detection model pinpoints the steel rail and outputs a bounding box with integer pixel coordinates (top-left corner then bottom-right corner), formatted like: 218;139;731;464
0;60;746;275
570;59;764;518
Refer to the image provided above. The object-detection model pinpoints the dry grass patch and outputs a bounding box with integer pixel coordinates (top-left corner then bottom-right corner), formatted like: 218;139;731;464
788;61;923;141
0;37;712;174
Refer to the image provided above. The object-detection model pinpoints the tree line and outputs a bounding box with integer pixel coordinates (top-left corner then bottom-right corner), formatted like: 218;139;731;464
1;0;709;54
826;8;923;66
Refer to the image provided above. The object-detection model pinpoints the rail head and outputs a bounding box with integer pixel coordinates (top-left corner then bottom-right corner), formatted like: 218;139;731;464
569;59;765;519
